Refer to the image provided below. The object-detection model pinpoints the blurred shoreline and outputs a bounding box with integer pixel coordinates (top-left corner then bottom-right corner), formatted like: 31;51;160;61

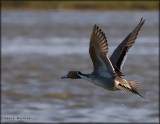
2;1;159;10
1;8;158;12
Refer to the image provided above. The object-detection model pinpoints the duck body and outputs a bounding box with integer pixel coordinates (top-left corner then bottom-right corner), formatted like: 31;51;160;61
61;18;145;98
79;73;116;91
78;72;133;92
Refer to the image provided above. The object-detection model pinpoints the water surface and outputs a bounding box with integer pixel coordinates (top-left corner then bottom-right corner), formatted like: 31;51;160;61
2;10;159;123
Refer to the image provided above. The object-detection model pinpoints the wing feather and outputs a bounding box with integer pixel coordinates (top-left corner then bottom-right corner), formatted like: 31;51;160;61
89;25;115;78
110;18;145;76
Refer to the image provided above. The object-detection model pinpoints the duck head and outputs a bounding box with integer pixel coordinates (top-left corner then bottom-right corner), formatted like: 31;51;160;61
61;71;82;79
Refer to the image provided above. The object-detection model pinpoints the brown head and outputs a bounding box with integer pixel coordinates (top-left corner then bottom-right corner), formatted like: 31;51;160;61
61;71;82;79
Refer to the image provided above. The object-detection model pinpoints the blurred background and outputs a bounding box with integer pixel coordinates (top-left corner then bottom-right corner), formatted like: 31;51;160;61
1;1;159;123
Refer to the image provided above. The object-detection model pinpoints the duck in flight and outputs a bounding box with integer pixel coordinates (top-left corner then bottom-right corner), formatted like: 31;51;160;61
61;18;145;98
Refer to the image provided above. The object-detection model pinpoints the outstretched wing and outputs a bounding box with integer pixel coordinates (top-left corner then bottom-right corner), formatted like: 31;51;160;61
110;18;145;76
89;25;115;78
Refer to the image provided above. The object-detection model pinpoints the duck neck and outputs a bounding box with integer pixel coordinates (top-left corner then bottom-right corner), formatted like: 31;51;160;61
77;72;90;79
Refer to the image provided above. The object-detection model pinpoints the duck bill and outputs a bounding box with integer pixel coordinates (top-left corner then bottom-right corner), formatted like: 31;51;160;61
61;75;68;79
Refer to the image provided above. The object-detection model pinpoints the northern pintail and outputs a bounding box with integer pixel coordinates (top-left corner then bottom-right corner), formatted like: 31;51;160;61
61;18;145;98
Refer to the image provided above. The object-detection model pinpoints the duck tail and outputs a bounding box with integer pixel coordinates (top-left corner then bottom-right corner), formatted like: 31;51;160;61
128;81;145;99
130;88;145;99
116;81;145;99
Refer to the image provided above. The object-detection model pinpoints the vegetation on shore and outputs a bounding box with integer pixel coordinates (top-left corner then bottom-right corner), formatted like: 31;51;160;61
2;1;159;10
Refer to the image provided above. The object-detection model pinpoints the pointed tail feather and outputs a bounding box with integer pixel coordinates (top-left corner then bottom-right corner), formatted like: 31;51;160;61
116;81;145;99
128;81;145;98
131;89;145;99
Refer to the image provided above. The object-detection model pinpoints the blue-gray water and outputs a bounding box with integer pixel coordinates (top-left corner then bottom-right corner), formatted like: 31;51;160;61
2;10;159;123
